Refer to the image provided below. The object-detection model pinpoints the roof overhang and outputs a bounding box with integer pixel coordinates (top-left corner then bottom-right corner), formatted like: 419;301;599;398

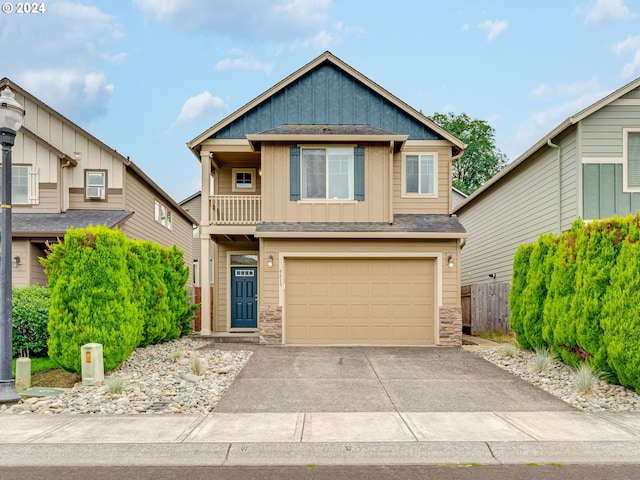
246;132;408;152
254;231;467;239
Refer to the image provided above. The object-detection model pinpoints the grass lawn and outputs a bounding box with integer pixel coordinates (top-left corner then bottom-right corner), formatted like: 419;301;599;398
11;357;58;378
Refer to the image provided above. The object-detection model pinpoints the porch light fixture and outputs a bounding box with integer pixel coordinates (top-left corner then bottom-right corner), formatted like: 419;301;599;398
11;256;20;268
0;86;24;404
267;254;274;268
447;255;455;268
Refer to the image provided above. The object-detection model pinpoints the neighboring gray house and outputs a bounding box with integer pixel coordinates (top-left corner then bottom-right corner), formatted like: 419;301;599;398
179;191;213;286
454;75;640;333
451;187;467;209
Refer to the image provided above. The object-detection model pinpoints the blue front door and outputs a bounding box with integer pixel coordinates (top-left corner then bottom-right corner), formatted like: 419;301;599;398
231;267;257;328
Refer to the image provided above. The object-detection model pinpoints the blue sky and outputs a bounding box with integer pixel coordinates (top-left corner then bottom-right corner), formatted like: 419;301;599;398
2;0;640;202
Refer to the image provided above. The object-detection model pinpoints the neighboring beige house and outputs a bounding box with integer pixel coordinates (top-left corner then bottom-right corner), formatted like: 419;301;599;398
187;51;467;346
1;78;195;286
454;74;640;333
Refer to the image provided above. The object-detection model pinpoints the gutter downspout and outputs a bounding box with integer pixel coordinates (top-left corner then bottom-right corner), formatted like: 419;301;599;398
547;138;561;233
389;141;394;224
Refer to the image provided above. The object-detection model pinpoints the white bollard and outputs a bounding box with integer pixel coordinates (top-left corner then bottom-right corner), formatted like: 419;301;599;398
14;357;31;393
81;343;104;386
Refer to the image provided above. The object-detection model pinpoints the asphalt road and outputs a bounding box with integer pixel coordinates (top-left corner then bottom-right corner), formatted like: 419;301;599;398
1;465;639;480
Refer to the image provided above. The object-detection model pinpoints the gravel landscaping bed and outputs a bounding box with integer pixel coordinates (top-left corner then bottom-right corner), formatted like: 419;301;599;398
471;345;640;412
1;337;252;415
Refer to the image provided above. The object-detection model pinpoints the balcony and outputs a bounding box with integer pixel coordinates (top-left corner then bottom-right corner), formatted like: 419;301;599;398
210;195;261;225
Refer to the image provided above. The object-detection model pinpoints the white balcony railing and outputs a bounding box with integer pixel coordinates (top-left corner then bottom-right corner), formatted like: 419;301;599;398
210;195;261;225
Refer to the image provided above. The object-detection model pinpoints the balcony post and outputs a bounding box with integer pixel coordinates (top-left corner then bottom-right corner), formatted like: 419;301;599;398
199;151;212;335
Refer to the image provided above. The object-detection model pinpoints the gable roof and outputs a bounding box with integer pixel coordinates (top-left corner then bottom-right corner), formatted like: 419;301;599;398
188;51;465;157
0;77;195;225
454;75;640;213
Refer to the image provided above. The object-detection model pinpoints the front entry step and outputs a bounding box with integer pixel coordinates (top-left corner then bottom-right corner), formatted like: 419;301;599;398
196;332;260;344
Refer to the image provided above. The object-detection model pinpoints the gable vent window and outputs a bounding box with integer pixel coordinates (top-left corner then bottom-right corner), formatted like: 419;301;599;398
85;171;106;200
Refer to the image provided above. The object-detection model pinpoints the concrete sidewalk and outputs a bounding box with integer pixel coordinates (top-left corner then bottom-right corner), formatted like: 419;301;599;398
1;341;640;467
0;411;640;466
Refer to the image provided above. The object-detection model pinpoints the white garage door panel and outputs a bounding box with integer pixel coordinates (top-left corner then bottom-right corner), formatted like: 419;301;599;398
285;258;435;345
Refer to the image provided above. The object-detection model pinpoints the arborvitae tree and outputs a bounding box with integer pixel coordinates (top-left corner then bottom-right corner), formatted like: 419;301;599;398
509;243;534;349
41;226;142;373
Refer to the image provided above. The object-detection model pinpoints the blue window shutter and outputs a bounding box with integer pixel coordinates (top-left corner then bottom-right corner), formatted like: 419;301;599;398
354;146;365;200
290;146;301;200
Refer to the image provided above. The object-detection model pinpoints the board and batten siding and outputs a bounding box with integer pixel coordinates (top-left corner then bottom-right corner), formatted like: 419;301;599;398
121;170;193;267
260;238;460;308
580;96;640;219
261;143;389;223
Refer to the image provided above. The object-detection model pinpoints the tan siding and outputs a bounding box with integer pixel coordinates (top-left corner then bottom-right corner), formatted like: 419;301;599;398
214;241;258;332
68;190;124;210
261;143;388;223
13;184;59;214
393;143;451;215
29;242;48;286
120;171;193;268
11;239;29;287
261;238;459;307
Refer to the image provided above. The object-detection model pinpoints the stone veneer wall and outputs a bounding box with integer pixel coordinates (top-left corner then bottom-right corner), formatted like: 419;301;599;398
439;305;462;346
259;305;283;345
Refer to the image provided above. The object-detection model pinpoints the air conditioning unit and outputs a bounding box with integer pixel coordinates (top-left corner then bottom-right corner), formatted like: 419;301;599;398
86;186;105;199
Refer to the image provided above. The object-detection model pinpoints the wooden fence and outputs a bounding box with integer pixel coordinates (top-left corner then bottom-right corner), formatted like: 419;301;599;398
461;283;511;334
193;287;214;332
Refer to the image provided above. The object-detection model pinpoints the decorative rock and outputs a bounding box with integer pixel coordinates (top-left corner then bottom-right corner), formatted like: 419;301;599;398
1;337;252;415
471;345;640;412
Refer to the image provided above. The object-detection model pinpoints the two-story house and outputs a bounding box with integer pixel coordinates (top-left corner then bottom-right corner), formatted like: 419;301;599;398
454;74;640;333
1;78;195;286
188;52;467;346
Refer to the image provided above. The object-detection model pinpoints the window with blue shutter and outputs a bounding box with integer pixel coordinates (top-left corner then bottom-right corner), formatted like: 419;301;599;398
292;146;365;201
289;146;301;200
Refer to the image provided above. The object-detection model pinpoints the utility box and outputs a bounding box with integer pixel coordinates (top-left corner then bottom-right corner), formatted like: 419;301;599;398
14;357;31;393
81;343;104;386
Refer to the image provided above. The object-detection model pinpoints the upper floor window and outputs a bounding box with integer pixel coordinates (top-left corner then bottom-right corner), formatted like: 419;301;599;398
0;165;38;205
85;170;106;200
154;200;172;230
402;153;437;197
302;147;354;200
625;129;640;192
232;168;256;193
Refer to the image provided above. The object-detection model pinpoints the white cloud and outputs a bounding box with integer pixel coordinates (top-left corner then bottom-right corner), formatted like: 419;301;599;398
478;19;508;42
504;88;610;159
216;55;274;75
622;50;640;79
532;83;552;99
176;91;226;123
579;0;637;26
133;0;340;44
1;1;124;122
613;35;640;57
17;69;114;122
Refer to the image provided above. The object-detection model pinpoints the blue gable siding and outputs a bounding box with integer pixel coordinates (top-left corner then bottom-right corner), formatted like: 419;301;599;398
213;62;442;140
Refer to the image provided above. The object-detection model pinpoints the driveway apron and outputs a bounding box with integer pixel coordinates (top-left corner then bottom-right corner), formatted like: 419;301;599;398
207;346;573;413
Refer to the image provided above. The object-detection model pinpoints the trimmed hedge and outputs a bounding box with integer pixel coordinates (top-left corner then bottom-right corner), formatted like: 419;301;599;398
41;225;196;373
12;285;50;357
510;214;640;392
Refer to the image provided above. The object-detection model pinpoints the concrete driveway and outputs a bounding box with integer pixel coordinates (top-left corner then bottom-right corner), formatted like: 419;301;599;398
208;345;573;413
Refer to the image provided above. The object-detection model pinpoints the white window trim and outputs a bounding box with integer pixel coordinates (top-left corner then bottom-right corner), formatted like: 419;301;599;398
300;145;356;201
154;200;173;230
401;152;438;198
232;168;256;193
623;127;640;193
1;165;37;205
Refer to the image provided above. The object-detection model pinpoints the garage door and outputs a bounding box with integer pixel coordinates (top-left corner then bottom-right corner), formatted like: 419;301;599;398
285;258;435;345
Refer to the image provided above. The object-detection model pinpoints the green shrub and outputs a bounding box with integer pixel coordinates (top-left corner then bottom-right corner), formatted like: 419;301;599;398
162;245;197;337
509;243;533;349
12;285;50;357
128;240;172;346
543;220;583;366
601;239;640;393
519;233;556;349
41;225;142;373
571;217;629;381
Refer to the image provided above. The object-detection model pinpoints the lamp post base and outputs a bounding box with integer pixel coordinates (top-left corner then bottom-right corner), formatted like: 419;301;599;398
0;379;20;404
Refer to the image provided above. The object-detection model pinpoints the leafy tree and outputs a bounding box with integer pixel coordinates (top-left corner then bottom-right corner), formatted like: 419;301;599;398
430;112;508;195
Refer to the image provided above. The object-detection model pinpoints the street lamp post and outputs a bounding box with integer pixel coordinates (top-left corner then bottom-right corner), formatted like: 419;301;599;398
0;87;24;404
